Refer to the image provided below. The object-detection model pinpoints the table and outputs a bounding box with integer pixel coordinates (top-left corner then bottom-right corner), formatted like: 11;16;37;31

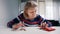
0;27;60;34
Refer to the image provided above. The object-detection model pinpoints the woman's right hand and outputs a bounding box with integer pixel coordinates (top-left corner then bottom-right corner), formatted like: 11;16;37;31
12;22;24;29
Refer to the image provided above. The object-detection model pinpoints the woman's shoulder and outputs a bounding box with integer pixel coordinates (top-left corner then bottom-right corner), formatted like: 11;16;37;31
18;13;24;17
34;14;41;20
36;14;41;18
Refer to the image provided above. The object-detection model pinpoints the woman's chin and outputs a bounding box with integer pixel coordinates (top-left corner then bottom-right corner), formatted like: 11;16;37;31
28;17;35;20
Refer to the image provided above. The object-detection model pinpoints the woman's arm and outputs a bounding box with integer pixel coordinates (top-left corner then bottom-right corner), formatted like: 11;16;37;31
38;15;52;27
7;17;20;28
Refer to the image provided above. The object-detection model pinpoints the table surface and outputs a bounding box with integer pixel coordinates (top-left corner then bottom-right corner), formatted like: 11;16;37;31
0;27;60;34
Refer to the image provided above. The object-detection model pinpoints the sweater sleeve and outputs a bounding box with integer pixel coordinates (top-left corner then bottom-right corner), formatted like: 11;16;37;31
7;17;20;28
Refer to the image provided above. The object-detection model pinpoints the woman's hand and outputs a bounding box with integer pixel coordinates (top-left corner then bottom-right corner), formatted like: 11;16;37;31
40;22;48;29
39;22;56;31
12;22;24;30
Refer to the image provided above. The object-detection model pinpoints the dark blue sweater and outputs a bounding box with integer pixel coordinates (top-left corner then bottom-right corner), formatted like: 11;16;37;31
7;13;52;28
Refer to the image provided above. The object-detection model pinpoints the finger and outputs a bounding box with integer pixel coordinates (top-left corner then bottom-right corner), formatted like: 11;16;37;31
42;23;45;26
44;22;46;25
12;25;18;29
40;23;43;27
42;22;47;26
45;24;48;28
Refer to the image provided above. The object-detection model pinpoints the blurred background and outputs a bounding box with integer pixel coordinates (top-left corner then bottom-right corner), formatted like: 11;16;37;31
0;0;60;27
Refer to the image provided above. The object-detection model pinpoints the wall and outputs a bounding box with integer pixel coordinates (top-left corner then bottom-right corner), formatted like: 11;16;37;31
53;0;60;23
45;0;54;20
0;0;19;27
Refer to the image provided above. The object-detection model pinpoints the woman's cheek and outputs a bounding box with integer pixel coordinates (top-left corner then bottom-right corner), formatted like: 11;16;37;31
28;13;31;16
28;12;36;18
31;14;36;18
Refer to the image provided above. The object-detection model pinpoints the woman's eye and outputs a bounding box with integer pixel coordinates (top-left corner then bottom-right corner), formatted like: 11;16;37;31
30;12;33;13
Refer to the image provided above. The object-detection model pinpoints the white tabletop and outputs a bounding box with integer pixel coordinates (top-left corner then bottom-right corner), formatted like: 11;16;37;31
0;27;60;34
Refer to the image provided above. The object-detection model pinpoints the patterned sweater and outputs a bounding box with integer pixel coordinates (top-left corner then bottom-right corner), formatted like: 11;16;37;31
7;13;52;28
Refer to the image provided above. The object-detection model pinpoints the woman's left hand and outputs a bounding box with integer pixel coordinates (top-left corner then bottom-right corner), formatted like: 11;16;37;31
39;22;48;28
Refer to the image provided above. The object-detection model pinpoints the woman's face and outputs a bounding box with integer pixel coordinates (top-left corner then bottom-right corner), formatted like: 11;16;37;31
27;7;36;19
